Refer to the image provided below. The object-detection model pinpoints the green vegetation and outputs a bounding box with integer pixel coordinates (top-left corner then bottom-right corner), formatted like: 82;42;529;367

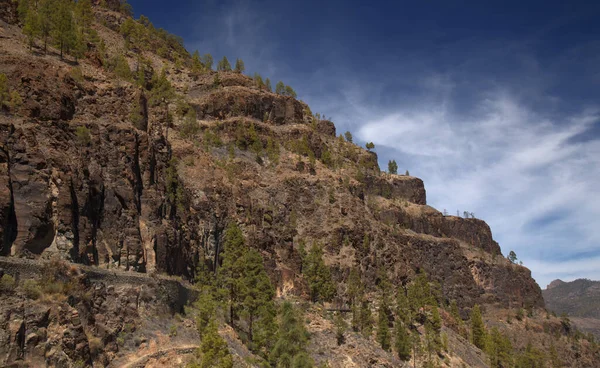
471;304;486;349
485;327;513;368
344;131;353;143
191;319;233;368
217;56;232;71
0;274;16;293
75;126;91;145
0;73;22;115
234;58;245;73
0;73;8;109
202;54;214;70
508;250;518;263
334;312;347;345
365;142;375;151
275;81;297;97
302;242;336;303
388;160;398;174
180;109;200;139
18;0;100;59
117;12;188;61
394;321;411;361
376;269;393;351
111;53;132;81
218;222;276;355
270;302;313;368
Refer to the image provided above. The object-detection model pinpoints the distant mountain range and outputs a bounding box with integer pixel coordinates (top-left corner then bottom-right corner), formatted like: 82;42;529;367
543;278;600;338
544;278;600;318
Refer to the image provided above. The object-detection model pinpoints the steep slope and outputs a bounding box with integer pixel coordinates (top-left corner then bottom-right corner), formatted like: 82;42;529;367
0;2;598;368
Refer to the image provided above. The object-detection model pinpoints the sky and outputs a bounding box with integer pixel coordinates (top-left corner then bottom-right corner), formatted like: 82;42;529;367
129;0;600;288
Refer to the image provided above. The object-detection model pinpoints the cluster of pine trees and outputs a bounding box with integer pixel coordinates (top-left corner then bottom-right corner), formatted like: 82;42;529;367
189;222;314;367
120;14;187;61
18;0;99;59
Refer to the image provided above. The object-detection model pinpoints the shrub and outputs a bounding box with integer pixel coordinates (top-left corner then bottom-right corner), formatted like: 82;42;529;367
0;274;16;293
75;126;91;145
70;67;85;83
23;279;42;299
88;336;103;357
179;110;200;138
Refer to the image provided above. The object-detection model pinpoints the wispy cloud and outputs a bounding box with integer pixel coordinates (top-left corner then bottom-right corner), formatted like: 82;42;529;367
353;83;600;288
175;0;600;289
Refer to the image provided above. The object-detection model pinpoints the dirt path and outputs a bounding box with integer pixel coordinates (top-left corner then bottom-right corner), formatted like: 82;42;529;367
113;344;198;368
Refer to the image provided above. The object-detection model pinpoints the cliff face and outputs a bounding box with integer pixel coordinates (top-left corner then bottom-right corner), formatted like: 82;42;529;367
0;9;544;312
0;7;558;366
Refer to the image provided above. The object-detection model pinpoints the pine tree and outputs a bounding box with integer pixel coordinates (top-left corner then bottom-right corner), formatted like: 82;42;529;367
407;271;436;320
237;249;276;353
149;68;175;137
254;73;264;89
120;17;137;50
515;341;544;368
424;306;442;356
202;53;213;70
471;304;486;349
53;0;76;59
396;287;411;325
219;221;246;328
347;267;364;331
486;327;513;368
9;91;23;114
394;322;411;361
0;74;9;109
303;242;335;302
197;319;233;368
217;56;231;71
388;160;398;174
284;85;297;98
265;78;272;92
334;312;347;345
74;0;95;51
17;0;30;22
192;50;203;73
365;142;375;151
508;250;518;263
270;302;313;368
23;4;40;50
275;81;285;94
377;298;391;351
195;291;216;336
234;58;245;73
359;299;373;337
113;53;131;81
344;131;353;143
38;0;53;54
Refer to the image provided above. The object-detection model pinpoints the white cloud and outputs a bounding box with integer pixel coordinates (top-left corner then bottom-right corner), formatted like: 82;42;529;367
354;83;600;289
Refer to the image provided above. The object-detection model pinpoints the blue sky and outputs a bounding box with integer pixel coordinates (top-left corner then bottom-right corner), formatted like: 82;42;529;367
129;0;600;288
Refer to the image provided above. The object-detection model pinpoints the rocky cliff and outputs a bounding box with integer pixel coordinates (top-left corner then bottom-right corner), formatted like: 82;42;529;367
0;3;578;367
0;0;544;311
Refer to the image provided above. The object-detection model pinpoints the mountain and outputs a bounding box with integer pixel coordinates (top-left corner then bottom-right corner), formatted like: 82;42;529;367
544;279;600;338
544;278;600;319
0;1;598;367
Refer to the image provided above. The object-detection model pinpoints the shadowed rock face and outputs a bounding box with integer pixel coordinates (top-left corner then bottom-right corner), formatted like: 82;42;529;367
191;86;308;125
0;120;201;277
0;10;544;316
